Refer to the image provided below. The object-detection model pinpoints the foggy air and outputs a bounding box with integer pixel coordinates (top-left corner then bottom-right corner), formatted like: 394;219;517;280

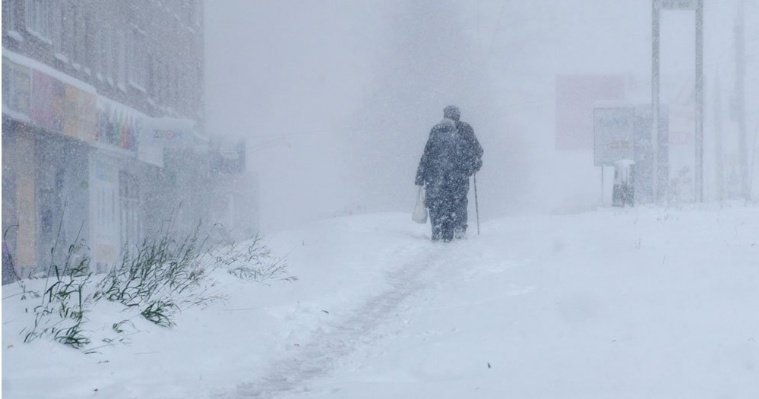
3;1;758;398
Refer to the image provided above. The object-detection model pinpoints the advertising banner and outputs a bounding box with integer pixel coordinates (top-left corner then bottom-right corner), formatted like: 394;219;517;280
30;71;64;133
64;85;97;142
29;70;96;142
96;97;141;152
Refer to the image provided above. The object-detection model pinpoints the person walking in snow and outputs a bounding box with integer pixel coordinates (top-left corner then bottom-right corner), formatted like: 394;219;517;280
415;105;483;241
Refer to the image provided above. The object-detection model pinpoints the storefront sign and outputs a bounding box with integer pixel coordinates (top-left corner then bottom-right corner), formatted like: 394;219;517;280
29;70;96;142
594;107;636;166
146;117;196;148
96;99;141;152
138;128;164;167
30;71;64;132
64;85;97;142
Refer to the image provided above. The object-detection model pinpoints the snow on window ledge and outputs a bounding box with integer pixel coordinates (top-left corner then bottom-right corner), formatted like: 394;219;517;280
7;31;24;42
53;53;69;63
26;30;52;46
3;109;32;124
128;81;146;93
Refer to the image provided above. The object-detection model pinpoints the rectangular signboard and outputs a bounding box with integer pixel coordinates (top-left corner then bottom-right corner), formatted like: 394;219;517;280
593;107;636;166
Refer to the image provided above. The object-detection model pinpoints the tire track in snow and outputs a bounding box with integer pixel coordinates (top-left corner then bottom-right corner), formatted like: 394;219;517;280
217;244;445;399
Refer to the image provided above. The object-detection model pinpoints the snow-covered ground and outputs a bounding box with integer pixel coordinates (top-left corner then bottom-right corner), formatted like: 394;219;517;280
3;206;759;398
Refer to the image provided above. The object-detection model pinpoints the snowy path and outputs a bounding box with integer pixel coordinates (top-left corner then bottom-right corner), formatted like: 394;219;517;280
4;208;759;399
267;207;759;399
221;244;445;398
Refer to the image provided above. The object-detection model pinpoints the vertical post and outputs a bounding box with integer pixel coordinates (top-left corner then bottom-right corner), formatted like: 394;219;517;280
652;0;661;201
473;174;480;236
714;75;724;201
601;167;605;206
695;0;704;202
735;1;749;200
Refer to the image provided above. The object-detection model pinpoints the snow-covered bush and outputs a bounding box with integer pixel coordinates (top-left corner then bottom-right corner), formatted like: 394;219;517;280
21;238;94;349
12;225;293;350
95;225;211;328
211;234;296;283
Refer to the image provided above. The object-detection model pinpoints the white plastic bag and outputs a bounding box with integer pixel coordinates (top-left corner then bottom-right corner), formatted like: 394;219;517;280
412;186;428;224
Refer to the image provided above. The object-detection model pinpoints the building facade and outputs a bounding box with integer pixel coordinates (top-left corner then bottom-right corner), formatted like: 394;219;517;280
1;0;231;280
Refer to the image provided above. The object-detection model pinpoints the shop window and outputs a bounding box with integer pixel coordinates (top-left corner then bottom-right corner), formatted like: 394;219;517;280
41;209;53;234
119;172;141;247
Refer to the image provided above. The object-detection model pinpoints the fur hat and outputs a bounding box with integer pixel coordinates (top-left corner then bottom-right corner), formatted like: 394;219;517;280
443;105;461;121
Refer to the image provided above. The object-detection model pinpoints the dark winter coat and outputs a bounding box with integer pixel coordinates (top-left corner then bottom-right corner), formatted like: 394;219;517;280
415;118;483;205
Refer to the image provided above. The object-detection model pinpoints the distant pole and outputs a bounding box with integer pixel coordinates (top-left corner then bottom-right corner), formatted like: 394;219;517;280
652;0;661;201
714;75;724;201
735;1;749;200
695;0;704;202
601;167;605;206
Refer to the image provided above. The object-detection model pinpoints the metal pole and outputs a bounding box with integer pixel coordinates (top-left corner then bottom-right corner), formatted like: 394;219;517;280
695;0;704;202
714;75;724;201
473;174;480;236
601;167;605;206
735;1;749;200
652;0;661;202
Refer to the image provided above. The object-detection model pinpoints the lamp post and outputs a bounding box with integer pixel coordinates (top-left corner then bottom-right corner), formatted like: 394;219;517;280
652;0;704;202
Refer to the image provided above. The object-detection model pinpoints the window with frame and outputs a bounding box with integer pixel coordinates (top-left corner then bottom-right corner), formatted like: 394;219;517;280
62;1;74;60
172;66;179;108
70;3;81;67
118;31;127;88
24;0;51;41
100;26;112;83
157;60;166;104
5;0;21;35
50;1;62;55
111;29;127;88
128;28;147;90
2;60;32;115
83;13;94;72
118;171;141;247
192;0;201;28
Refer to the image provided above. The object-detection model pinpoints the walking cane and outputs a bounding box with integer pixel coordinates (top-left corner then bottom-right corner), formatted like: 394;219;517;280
473;173;480;236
